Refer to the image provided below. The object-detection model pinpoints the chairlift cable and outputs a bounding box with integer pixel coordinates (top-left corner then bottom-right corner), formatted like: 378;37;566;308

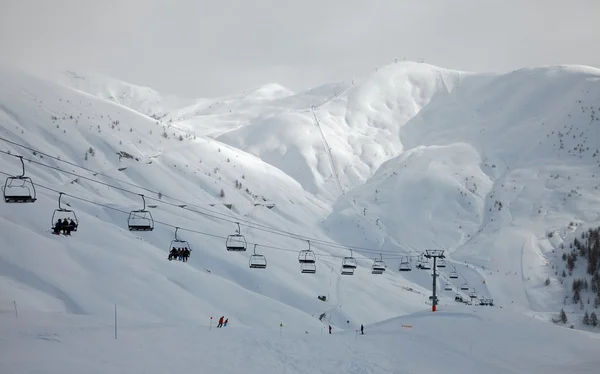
0;147;409;255
0;168;414;260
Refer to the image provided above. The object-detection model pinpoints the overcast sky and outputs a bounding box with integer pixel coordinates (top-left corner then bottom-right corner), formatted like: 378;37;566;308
1;0;598;97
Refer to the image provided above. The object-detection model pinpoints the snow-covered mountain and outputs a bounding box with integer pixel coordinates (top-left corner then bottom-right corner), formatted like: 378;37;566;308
1;61;600;372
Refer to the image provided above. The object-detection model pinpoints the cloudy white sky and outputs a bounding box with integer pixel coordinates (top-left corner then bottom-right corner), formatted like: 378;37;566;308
1;0;598;97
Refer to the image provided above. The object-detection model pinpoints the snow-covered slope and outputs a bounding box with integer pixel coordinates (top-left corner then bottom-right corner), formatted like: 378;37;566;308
2;307;598;374
0;65;430;333
2;60;600;371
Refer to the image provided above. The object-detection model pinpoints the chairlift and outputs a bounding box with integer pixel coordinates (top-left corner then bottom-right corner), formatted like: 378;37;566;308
341;250;357;271
417;257;431;270
128;194;154;231
249;244;267;269
399;256;412;271
469;289;477;299
168;227;191;260
437;259;446;268
298;240;316;263
460;283;469;291
51;192;78;234
3;156;37;203
371;254;386;274
226;222;247;251
301;262;316;274
444;283;452;291
449;271;459;279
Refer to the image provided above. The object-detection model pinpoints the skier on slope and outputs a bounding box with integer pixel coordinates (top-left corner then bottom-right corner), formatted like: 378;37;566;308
217;316;224;328
328;325;332;334
360;324;364;335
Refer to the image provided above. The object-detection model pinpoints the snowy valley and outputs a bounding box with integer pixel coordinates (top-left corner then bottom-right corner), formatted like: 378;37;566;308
1;61;600;373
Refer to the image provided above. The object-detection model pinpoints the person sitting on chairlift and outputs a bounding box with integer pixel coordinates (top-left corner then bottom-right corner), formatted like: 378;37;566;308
67;218;77;234
168;247;177;261
53;219;64;235
183;248;190;262
62;218;75;236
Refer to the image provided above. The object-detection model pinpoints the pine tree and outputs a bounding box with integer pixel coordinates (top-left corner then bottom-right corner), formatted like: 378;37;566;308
573;288;581;304
590;312;598;327
583;311;590;325
560;308;568;323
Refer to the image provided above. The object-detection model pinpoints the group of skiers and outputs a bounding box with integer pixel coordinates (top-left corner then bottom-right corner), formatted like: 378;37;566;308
53;218;77;235
327;324;364;334
217;316;228;328
168;247;191;262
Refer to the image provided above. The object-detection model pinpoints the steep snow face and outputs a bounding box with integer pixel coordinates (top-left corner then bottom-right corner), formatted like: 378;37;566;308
218;62;465;199
55;70;199;118
324;64;600;316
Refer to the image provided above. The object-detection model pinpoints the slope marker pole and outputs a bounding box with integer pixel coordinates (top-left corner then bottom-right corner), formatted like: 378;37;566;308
114;303;118;340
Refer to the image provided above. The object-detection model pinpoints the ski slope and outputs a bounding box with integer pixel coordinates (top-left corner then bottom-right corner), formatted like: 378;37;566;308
1;60;600;371
1;307;598;374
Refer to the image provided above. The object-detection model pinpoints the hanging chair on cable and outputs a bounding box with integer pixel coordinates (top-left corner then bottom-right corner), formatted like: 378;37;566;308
128;194;154;231
298;240;316;263
249;244;267;269
3;156;37;203
437;258;446;268
51;192;78;235
399;256;412;271
460;283;469;290
416;254;431;270
449;271;459;279
341;249;357;275
167;227;192;261
226;222;247;251
371;254;386;274
444;283;452;291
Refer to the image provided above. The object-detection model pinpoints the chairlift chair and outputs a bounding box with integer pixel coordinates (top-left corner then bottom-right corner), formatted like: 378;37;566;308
301;262;316;274
169;227;191;253
51;192;78;233
342;250;357;272
298;240;316;263
128;194;154;231
399;256;412;271
3;156;37;203
449;271;459;279
371;254;386;274
226;222;247;251
444;283;452;291
341;266;354;275
249;244;267;269
460;283;469;290
469;289;478;299
437;259;446;268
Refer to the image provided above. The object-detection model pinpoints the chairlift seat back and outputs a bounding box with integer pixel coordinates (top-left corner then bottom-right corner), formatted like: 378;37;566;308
298;250;315;263
4;176;37;203
226;234;247;251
